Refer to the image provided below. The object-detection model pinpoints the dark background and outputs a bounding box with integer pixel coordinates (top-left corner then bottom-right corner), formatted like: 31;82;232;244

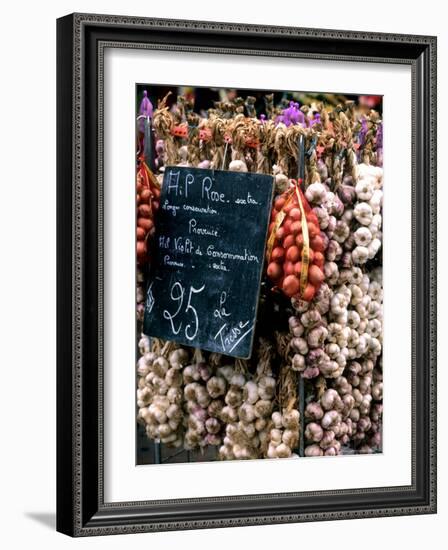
136;83;382;119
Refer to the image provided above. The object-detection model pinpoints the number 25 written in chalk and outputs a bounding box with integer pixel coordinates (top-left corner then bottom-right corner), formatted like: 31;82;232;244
163;282;205;341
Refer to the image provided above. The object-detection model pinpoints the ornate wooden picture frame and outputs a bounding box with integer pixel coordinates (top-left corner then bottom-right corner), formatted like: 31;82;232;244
57;13;437;536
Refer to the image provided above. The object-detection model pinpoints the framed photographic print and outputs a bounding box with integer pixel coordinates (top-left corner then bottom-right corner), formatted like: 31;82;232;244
56;13;437;537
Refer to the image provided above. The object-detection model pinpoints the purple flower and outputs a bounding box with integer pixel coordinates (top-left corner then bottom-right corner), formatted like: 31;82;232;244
309;112;321;127
138;90;153;133
359;117;368;144
276;101;306;127
376;122;383;166
275;114;285;125
376;122;383;149
356;117;368;160
139;90;153;118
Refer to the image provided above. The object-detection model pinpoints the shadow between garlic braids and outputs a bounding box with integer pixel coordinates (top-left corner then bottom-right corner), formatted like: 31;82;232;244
136;95;383;459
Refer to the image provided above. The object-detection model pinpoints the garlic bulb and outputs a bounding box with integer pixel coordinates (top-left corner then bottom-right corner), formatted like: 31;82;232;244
219;340;276;460
265;408;300;459
137;342;190;447
183;359;227;451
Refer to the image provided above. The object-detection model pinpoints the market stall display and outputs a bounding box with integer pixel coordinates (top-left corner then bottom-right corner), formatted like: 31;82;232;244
136;88;383;463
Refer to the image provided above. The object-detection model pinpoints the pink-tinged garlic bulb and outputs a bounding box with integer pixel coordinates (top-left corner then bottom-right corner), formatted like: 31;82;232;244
305;182;327;205
274;171;290;194
183;351;228;451
137;341;190;448
264;364;300;459
229;159;248;172
265;408;300;459
219;340;276;460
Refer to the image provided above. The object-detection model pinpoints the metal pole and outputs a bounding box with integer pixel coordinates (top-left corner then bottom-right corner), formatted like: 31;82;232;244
297;134;305;182
154;440;161;464
144;116;156;172
299;375;305;457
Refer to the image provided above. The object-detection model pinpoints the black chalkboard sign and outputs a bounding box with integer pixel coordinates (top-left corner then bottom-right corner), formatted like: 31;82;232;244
143;166;274;358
